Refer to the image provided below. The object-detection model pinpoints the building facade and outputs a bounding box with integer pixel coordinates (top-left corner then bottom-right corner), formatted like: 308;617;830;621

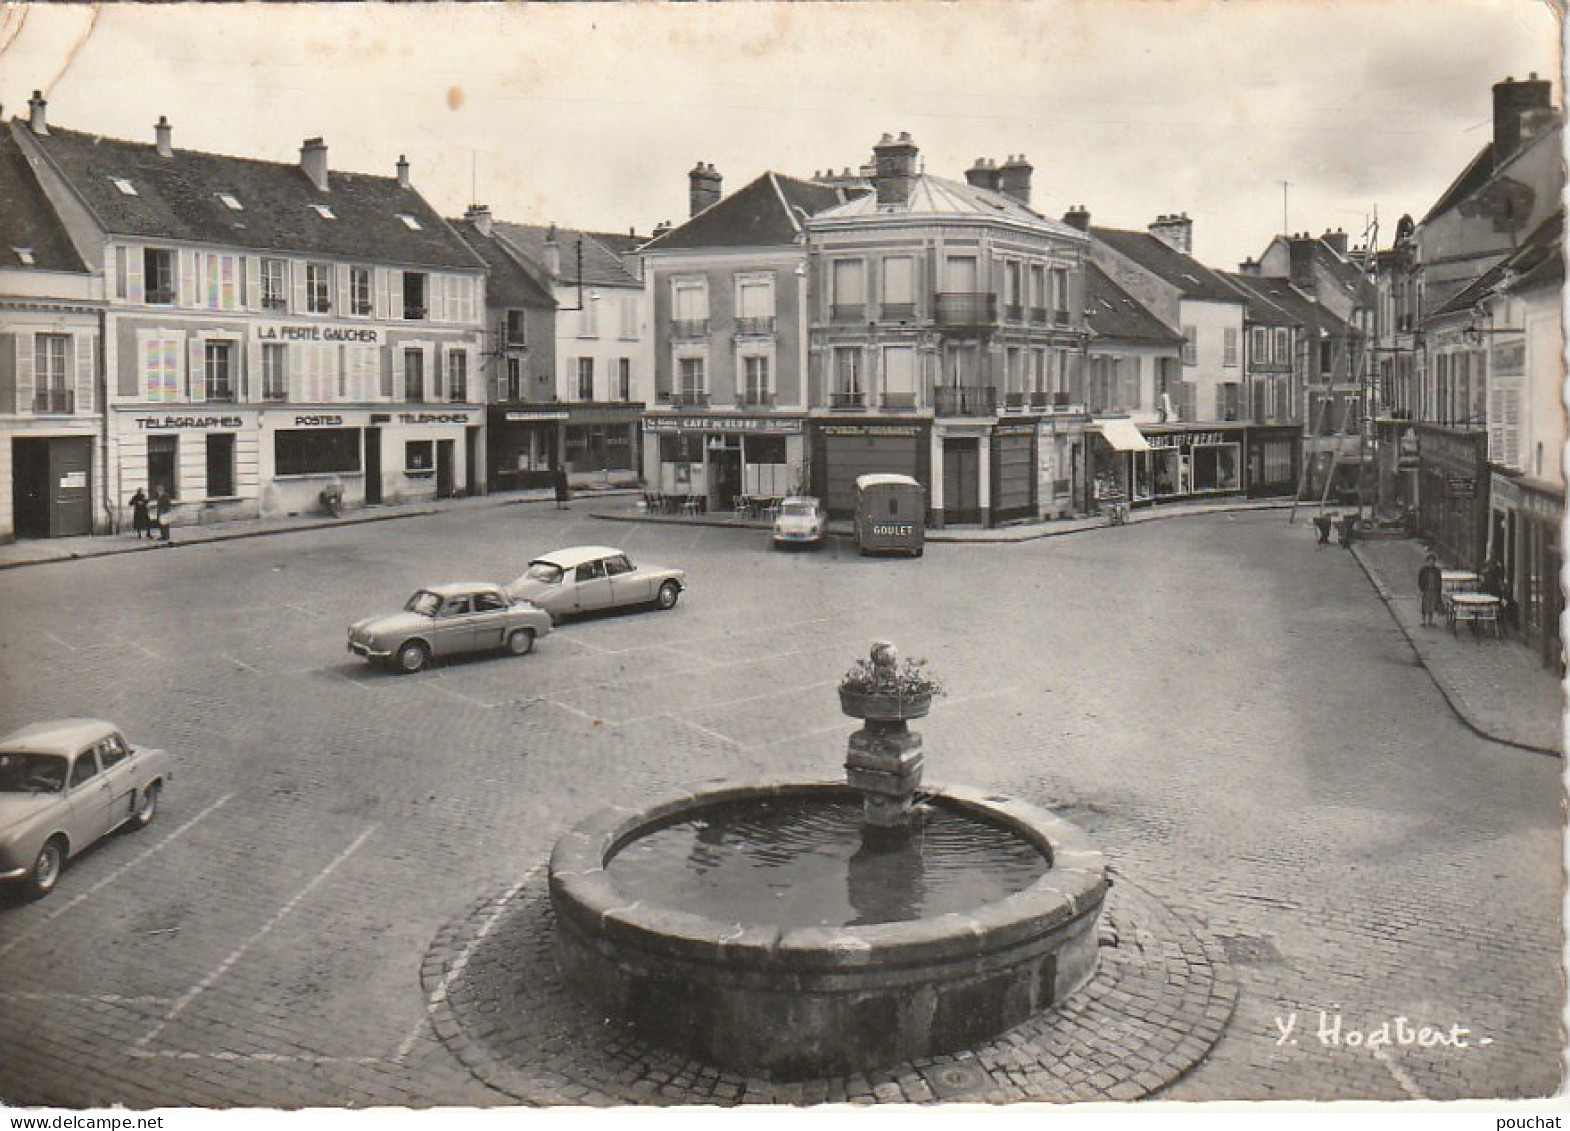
0;124;104;541
804;136;1090;527
13;99;488;529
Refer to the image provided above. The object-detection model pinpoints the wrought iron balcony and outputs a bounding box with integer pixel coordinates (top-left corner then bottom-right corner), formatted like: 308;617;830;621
934;292;997;329
881;392;918;411
1053;310;1072;327
880;302;917;321
204;382;235;403
33;389;74;414
734;316;776;337
1004;303;1024;323
830;303;866;323
671;318;711;339
740;389;775;409
829;389;866;409
933;385;997;416
671;388;710;407
1029;307;1049;324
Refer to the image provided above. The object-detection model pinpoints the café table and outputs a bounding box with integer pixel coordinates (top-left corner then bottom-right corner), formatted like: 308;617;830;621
1449;592;1502;638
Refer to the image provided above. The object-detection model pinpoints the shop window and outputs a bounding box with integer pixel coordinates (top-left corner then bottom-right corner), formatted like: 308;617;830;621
144;249;176;305
207;434;236;498
275;428;361;475
405;440;434;475
148;435;179;496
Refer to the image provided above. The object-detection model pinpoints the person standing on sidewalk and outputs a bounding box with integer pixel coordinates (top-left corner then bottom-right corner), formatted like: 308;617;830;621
1337;512;1357;549
1313;512;1333;546
154;487;175;545
129;488;151;540
1418;553;1442;626
552;465;570;510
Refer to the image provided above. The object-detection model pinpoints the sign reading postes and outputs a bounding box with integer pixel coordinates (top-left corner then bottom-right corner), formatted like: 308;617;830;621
289;411;474;428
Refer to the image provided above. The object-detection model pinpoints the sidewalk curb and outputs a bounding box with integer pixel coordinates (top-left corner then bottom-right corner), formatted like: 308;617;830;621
0;489;640;573
1351;544;1560;757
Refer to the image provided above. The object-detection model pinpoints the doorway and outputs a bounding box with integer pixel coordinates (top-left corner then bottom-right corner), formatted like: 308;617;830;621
364;428;382;505
942;437;980;524
12;437;92;538
436;439;456;499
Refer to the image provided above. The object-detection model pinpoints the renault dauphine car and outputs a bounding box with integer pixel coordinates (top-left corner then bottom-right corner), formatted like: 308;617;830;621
505;546;685;620
348;581;553;673
0;719;172;900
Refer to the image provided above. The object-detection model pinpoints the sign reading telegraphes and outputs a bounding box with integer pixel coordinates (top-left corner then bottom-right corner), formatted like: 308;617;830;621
133;414;247;431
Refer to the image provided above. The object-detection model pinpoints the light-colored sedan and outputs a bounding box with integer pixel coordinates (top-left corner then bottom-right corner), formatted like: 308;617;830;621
772;496;827;548
0;719;172;900
505;546;685;620
348;581;553;674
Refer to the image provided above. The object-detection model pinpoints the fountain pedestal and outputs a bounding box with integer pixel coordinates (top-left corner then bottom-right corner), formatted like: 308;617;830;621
845;720;924;831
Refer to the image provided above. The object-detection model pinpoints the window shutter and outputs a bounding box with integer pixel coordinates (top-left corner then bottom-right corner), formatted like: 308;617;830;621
390;271;404;318
429;276;447;323
179;250;197;308
391;346;405;402
74;334;93;414
187;337;206;402
13;333;33;414
422;344;435;402
245;338;262;403
433;345;447;401
291;261;307;315
335;263;350;318
126;246;145;305
374;268;390;321
244;256;261;312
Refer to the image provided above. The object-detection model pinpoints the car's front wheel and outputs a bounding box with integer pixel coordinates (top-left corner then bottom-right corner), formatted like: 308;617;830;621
395;640;429;674
507;628;536;656
131;783;160;830
27;837;65;900
656;581;681;610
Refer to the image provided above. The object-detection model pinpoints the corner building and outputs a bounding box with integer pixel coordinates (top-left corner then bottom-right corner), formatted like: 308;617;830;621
12;98;487;530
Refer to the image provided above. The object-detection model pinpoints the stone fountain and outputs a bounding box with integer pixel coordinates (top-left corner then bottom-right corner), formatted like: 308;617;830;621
548;643;1108;1079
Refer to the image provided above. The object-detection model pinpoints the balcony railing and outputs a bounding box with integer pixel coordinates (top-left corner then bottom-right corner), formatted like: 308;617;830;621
33;389;74;414
740;389;775;408
934;292;996;329
933;385;997;416
830;303;866;323
404;305;427;321
880;302;917;321
1004;303;1024;322
881;391;918;411
205;382;235;403
146;288;176;306
671;318;710;339
262;296;287;312
829;389;865;409
735;316;776;337
1053;310;1071;326
1003;391;1029;410
1029;306;1049;324
264;386;288;403
1030;391;1053;408
671;389;710;407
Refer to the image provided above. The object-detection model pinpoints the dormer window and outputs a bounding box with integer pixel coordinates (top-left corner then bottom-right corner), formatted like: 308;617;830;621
111;177;138;196
397;213;423;231
217;192;243;211
311;203;336;220
13;248;35;266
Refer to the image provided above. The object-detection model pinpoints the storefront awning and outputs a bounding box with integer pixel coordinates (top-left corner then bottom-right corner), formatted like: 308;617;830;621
1090;419;1150;452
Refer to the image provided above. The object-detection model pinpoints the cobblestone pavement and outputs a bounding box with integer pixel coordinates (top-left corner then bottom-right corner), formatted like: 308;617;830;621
0;506;1561;1107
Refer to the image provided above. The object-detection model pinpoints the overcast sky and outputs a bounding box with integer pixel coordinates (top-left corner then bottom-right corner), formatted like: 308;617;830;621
0;1;1560;270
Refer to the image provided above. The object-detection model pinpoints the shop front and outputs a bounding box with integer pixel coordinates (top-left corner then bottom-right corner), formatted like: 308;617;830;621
1129;424;1245;504
989;420;1038;525
1488;471;1563;669
117;407;263;526
1036;413;1088;519
1087;417;1149;508
8;424;100;539
810;418;931;521
1244;425;1301;498
1416;425;1488;569
645;413;805;511
489;407;567;491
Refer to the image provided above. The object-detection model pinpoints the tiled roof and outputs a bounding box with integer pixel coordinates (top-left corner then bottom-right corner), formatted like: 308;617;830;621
1429;209;1564;317
1090;226;1243;305
641;172;847;251
1086;263;1183;345
0;127;87;273
19;123;484;271
1422;144;1495;225
448;220;556;310
1224;273;1349;335
490;221;642;288
815;174;1084;239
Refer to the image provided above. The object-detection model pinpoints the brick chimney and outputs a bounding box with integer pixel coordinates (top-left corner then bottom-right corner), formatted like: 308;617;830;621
464;203;493;238
1062;205;1091;232
1493;73;1553;166
1237;257;1262;277
872;132;919;208
1320;227;1349;257
154;115;172;158
396;154;411;189
996;154;1032;205
965;158;999;192
1147;212;1193;254
1287;232;1318;291
300;138;329;193
27;90;48;136
689;162;722;217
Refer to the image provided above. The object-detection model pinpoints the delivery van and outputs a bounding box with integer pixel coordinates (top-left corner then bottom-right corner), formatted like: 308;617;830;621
853;474;925;557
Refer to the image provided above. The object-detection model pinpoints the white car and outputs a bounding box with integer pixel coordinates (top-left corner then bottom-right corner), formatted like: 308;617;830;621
506;546;685;620
771;496;826;548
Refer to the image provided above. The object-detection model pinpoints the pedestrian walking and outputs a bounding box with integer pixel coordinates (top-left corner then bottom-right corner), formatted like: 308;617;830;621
154;487;174;545
129;488;151;539
1417;553;1443;626
1312;512;1333;546
1337;513;1357;549
552;465;570;510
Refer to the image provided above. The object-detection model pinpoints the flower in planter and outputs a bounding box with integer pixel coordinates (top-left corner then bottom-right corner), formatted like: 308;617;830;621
839;641;945;700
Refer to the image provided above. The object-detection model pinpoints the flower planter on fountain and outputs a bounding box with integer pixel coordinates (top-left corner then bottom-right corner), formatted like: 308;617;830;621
548;643;1108;1079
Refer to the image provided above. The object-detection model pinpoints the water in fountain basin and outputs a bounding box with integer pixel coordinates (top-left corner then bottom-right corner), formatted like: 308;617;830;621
603;795;1050;928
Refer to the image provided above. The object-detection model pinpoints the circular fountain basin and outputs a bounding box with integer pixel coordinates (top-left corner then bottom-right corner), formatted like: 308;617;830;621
549;779;1107;1079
